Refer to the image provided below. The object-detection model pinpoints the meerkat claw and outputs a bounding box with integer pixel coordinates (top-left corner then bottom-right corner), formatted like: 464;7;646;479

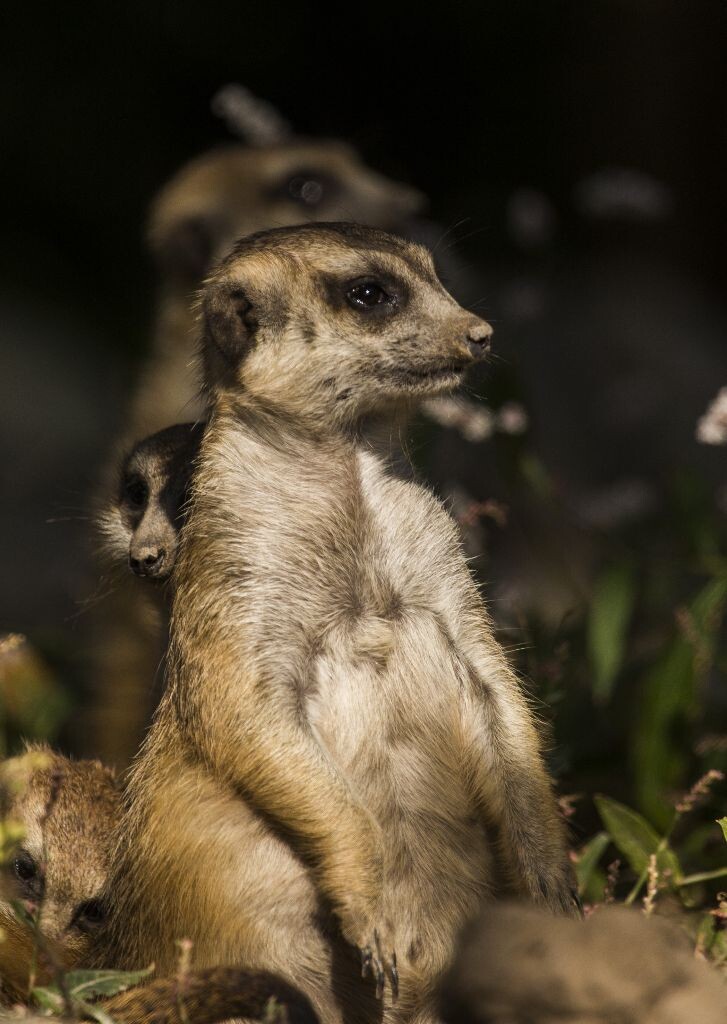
361;940;387;997
371;930;392;999
389;953;399;999
361;946;373;979
374;960;385;1000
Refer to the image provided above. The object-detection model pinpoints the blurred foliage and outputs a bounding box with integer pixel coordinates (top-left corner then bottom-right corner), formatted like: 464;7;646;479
0;635;69;756
414;383;727;951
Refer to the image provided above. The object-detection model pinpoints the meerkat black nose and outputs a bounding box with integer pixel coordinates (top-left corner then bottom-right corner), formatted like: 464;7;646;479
129;548;166;578
465;321;493;359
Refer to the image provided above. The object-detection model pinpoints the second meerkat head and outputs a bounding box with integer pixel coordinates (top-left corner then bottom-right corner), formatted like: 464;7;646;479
201;223;492;428
98;422;204;582
149;143;424;289
0;748;121;997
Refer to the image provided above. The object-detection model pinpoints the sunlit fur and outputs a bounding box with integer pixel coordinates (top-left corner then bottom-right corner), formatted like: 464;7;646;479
98;225;576;1024
0;748;120;1002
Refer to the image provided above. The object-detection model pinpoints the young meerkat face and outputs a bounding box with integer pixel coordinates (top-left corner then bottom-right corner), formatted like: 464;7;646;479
202;223;492;427
0;750;121;994
150;143;424;287
98;423;203;582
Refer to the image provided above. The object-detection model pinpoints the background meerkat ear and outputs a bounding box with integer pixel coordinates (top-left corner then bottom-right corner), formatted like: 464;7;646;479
203;282;256;366
150;214;224;285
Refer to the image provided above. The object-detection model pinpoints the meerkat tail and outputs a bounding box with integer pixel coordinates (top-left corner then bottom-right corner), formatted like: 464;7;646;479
96;967;319;1024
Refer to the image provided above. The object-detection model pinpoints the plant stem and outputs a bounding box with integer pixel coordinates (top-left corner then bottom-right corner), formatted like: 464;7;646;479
678;866;727;886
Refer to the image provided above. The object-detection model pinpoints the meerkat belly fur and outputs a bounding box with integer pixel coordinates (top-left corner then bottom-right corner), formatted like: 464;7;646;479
101;224;576;1024
0;748;120;1002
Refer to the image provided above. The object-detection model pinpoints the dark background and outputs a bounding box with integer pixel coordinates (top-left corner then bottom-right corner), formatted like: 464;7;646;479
1;2;726;848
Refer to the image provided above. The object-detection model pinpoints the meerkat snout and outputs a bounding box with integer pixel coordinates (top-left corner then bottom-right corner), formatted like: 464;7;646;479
464;320;494;357
129;543;167;579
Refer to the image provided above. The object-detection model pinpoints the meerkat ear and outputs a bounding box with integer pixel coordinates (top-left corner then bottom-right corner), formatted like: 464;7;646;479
203;282;256;366
150;214;225;284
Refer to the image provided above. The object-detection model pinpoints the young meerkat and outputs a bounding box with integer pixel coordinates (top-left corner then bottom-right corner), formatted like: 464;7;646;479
85;424;203;765
98;422;204;585
0;748;120;1002
98;224;577;1024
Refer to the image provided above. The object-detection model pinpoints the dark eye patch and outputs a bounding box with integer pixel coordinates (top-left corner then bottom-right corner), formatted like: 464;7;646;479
72;897;108;933
122;474;149;511
12;850;44;900
342;274;406;321
346;281;392;311
317;269;408;320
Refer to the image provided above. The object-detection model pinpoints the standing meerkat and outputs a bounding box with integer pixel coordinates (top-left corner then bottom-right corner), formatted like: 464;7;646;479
98;224;577;1024
0;748;120;1002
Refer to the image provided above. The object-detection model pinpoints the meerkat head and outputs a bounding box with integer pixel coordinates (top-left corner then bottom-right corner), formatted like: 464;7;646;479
149;144;424;288
201;223;492;429
0;748;121;995
98;423;203;582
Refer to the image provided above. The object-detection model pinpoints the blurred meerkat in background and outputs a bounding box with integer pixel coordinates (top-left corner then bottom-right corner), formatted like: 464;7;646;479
0;747;120;1003
132;86;425;438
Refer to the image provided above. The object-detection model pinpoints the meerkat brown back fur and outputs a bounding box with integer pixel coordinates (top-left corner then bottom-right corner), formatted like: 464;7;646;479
100;224;577;1024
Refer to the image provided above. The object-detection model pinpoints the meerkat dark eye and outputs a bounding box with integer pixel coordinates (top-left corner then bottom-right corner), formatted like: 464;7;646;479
270;169;338;208
13;851;37;883
288;175;324;206
123;475;149;510
345;281;393;312
73;898;107;932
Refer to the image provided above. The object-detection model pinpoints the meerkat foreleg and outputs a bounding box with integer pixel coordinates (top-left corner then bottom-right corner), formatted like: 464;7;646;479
180;647;399;994
454;629;579;916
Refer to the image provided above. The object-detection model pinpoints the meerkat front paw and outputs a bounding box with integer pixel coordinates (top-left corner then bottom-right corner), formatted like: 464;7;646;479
335;891;398;999
360;925;398;1000
531;865;582;919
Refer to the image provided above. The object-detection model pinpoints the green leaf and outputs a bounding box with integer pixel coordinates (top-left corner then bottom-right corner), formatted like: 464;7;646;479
67;965;154;1000
713;929;727;965
76;997;120;1024
32;985;66;1013
587;561;636;704
696;913;716;956
718;818;727;843
574;831;610;898
633;577;727;827
594;795;682;881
